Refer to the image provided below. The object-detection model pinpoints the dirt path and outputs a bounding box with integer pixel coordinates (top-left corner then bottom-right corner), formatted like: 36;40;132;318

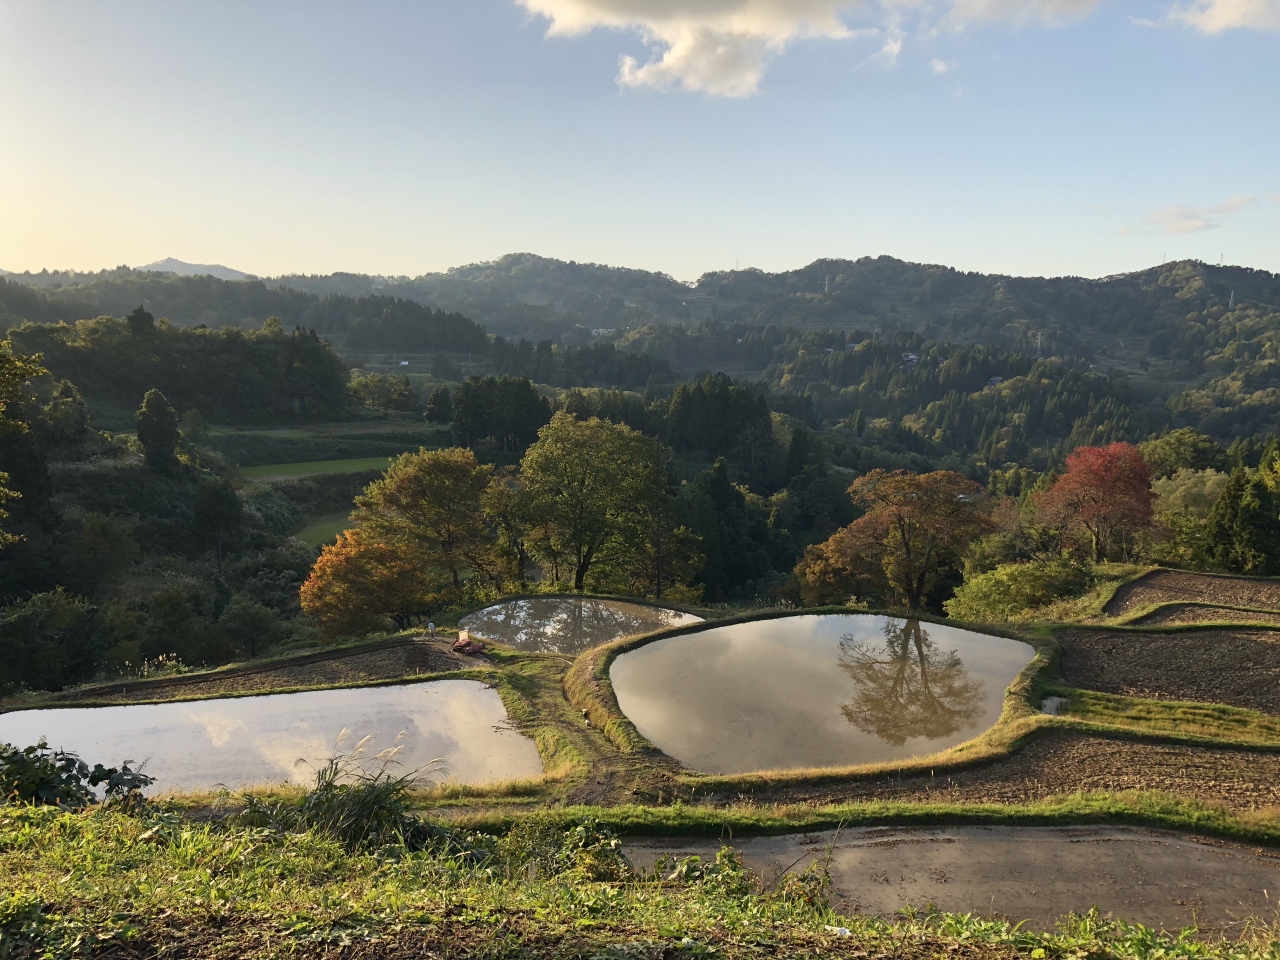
627;825;1280;933
720;730;1280;811
1058;628;1280;715
1106;570;1280;617
1129;604;1280;627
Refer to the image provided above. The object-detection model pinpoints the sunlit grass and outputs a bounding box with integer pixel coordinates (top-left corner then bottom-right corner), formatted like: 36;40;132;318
1049;687;1280;746
240;456;393;479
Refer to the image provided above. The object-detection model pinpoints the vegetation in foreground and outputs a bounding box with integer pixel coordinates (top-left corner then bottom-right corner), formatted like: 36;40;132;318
4;785;1280;960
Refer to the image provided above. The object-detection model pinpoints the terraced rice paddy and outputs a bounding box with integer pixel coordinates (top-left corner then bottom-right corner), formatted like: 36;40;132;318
0;679;542;792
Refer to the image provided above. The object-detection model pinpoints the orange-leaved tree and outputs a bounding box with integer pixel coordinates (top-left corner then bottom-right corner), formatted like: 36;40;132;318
1035;442;1154;561
300;529;438;639
794;469;989;609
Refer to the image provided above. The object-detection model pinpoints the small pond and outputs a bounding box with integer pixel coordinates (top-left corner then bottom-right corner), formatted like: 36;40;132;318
0;679;543;793
459;597;702;655
610;615;1036;774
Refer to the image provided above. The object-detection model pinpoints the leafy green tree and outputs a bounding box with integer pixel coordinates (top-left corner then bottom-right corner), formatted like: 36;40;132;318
193;478;243;570
0;340;45;547
452;376;550;452
481;466;530;591
1206;468;1280;574
217;595;282;659
1139;428;1226;479
679;458;778;601
425;386;453;423
353;447;494;601
520;412;652;591
125;304;155;336
135;388;180;470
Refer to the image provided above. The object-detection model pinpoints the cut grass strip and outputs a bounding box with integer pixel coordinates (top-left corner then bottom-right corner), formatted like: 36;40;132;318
241;456;392;479
1048;686;1280;746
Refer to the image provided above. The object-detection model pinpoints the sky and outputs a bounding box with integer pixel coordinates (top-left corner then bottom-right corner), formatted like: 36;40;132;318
1;0;1277;281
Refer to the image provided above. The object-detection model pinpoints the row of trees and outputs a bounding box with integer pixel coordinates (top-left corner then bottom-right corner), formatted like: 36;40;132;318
299;414;699;638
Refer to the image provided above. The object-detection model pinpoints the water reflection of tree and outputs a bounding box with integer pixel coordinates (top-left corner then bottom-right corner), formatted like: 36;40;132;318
837;619;984;745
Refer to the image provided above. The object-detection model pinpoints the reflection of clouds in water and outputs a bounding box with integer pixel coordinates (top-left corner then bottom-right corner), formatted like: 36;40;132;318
611;614;1034;775
0;681;542;792
181;708;249;748
461;598;700;653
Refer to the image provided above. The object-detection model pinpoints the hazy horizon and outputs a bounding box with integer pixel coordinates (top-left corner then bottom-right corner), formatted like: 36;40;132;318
3;250;1274;288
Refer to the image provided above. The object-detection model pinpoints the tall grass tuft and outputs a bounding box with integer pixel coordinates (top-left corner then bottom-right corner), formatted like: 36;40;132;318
237;731;465;855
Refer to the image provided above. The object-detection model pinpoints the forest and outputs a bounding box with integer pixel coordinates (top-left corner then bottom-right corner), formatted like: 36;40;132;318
2;254;1280;695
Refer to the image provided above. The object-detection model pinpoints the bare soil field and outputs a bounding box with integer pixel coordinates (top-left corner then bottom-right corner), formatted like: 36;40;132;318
1130;604;1280;627
628;825;1280;933
1106;570;1280;617
5;638;478;709
751;730;1280;811
1057;628;1280;714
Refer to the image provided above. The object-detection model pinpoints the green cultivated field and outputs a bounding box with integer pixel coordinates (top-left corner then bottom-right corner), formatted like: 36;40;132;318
293;510;354;547
241;456;394;479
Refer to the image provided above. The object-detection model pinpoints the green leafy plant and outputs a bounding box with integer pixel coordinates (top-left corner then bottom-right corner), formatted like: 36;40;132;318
0;738;153;810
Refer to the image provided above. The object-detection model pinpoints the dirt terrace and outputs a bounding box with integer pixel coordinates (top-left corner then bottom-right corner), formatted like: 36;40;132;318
9;638;479;709
746;730;1280;812
1129;603;1280;627
1105;570;1280;617
1057;628;1280;715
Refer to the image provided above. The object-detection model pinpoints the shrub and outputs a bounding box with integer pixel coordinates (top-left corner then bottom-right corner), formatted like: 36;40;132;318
0;738;153;809
944;556;1092;622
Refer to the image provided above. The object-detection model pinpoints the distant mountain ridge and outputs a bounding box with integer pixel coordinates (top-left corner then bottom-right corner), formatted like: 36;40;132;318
136;258;249;281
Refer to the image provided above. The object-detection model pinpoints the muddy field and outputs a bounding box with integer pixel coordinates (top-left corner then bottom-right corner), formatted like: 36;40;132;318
1106;570;1280;617
744;729;1280;811
1129;603;1280;627
8;639;478;708
1057;628;1280;714
629;825;1280;933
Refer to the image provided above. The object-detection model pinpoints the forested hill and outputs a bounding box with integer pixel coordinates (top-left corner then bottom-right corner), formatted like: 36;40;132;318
0;276;488;353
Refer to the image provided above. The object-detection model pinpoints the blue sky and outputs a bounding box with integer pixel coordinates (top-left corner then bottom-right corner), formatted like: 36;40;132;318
1;0;1276;280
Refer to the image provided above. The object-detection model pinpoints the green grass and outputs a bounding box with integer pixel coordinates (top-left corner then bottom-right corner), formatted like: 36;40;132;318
241;456;393;479
1049;687;1280;745
293;510;354;547
3;803;1279;959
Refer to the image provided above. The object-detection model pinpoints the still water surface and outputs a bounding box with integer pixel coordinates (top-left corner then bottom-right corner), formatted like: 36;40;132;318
610;615;1035;774
0;680;543;792
459;597;701;654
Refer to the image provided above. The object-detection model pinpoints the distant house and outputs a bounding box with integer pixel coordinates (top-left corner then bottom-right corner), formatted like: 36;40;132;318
591;328;616;338
986;375;1003;387
901;352;919;368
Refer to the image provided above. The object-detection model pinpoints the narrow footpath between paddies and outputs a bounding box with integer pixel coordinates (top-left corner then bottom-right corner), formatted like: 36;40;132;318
627;825;1280;935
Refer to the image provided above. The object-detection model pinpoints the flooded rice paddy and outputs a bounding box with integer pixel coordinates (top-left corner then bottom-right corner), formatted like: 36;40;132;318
0;679;543;793
610;614;1035;774
459;597;701;654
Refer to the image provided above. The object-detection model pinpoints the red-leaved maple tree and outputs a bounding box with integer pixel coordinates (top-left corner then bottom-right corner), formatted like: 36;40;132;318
1036;442;1154;561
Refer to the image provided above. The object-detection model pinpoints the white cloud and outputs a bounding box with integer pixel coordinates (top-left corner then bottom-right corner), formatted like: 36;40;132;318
862;35;904;67
930;57;956;71
519;0;1110;96
519;0;860;97
1147;195;1256;234
1170;0;1280;32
